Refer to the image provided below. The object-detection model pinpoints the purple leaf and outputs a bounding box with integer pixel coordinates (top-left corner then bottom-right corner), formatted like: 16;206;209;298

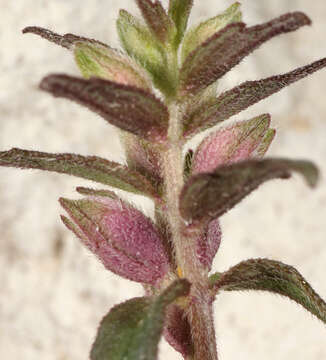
192;114;271;175
122;133;162;183
22;26;108;49
60;195;170;284
164;304;194;357
212;258;326;324
179;12;311;95
40;74;169;142
184;57;326;137
135;0;173;42
180;158;319;224
196;218;222;271
0;148;159;199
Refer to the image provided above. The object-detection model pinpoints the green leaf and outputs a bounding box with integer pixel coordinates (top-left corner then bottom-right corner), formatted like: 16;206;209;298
179;12;311;96
117;10;175;95
168;0;193;47
0;148;159;199
211;258;326;324
254;128;276;157
184;57;326;138
74;42;151;89
136;0;174;43
22;26;108;49
181;2;241;63
180;158;319;224
40;74;168;143
90;279;191;360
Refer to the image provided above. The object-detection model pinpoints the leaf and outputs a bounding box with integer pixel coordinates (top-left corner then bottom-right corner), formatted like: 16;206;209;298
60;196;170;284
164;304;194;357
122;133;162;183
40;74;168;142
211;258;326;324
192;114;271;175
196;218;222;271
183;148;194;179
179;12;311;95
136;0;174;43
253;128;276;157
90;279;191;360
181;2;241;63
22;26;108;49
184;57;326;137
179;158;319;224
117;10;175;95
74;42;151;89
0;148;159;199
168;0;193;47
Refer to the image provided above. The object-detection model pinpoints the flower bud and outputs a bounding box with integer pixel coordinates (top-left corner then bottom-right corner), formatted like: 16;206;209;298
60;193;170;285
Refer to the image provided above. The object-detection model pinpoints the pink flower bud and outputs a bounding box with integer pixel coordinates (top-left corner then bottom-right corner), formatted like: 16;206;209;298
192;114;272;175
60;193;170;285
196;218;222;271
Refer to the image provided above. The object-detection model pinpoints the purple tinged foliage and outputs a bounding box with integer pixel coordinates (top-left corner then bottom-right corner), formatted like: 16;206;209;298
22;26;109;49
196;218;222;271
180;158;319;224
179;12;311;95
192;114;272;175
1;2;326;359
0;148;159;199
40;74;169;142
122;133;163;182
135;0;173;43
74;42;152;90
164;304;194;357
213;258;326;323
184;57;326;137
60;195;170;285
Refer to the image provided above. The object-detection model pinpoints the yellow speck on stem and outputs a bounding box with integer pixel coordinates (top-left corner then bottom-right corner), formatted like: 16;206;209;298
177;266;183;278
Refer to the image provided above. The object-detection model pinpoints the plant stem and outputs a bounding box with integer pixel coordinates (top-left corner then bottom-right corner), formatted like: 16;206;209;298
162;101;218;360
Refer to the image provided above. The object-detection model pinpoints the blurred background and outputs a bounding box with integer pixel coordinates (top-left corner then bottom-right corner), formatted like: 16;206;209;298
0;1;326;359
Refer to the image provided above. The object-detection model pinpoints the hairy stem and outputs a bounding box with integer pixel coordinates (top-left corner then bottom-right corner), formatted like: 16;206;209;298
162;101;218;360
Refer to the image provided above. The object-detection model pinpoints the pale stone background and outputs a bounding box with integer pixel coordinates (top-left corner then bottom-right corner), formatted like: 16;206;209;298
1;1;326;359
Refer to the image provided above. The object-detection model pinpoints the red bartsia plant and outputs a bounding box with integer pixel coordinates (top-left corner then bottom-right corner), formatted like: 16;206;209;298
1;1;326;359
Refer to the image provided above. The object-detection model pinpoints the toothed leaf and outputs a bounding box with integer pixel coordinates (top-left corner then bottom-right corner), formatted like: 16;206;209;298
40;74;168;142
192;114;271;175
179;12;311;95
181;2;241;63
0;148;159;199
180;158;319;224
212;258;326;324
168;0;193;47
90;279;190;360
117;10;175;95
184;57;326;137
